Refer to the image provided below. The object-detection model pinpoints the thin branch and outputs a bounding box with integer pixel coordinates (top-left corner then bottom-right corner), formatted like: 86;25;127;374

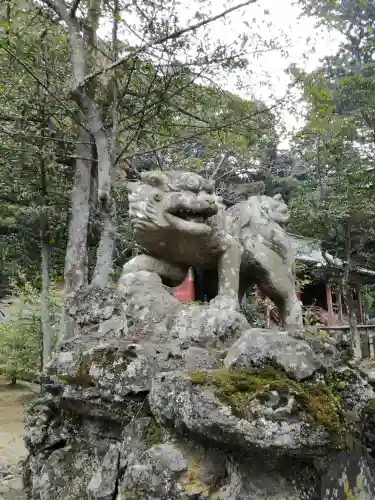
80;0;258;87
0;41;88;132
208;152;229;180
69;0;82;18
171;105;211;125
37;0;59;14
118;62;162;156
114;62;211;129
115;91;289;164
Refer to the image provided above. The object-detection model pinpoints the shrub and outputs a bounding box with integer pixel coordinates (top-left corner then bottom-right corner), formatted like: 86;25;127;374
0;315;40;384
240;298;266;328
0;279;61;384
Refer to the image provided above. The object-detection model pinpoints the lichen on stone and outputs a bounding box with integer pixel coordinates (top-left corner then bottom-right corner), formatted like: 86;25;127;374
180;456;218;499
189;366;348;439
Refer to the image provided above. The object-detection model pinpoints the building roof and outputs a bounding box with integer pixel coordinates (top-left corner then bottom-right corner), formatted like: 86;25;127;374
288;233;375;280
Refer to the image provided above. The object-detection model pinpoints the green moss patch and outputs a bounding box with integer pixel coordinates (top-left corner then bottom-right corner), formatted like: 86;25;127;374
324;369;358;397
189;367;347;438
144;416;164;445
304;326;330;339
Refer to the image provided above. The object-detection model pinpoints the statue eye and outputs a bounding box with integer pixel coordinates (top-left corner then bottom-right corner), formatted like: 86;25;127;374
153;192;163;202
185;176;200;191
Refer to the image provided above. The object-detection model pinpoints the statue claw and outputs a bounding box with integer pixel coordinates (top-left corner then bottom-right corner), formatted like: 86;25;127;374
209;294;240;312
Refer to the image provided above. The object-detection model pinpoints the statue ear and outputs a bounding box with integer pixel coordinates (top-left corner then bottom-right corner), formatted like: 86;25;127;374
125;181;140;193
141;171;167;187
273;193;282;200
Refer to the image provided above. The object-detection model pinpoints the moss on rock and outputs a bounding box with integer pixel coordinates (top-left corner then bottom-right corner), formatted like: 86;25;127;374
144;416;164;445
57;347;134;388
189;366;348;439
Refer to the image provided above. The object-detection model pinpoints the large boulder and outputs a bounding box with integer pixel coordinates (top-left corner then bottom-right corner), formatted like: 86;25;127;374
224;329;323;380
150;369;343;457
23;272;375;499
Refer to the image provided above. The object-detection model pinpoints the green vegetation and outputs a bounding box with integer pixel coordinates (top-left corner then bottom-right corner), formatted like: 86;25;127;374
144;417;164;446
0;280;60;384
240;299;266;328
0;316;40;384
189;366;348;440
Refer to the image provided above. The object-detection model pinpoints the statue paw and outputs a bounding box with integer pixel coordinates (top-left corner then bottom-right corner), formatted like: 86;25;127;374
209;294;239;311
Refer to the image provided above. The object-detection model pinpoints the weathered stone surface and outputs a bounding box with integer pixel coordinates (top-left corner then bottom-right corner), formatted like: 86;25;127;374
23;280;375;500
224;329;323;380
118;270;248;347
87;445;120;500
320;450;375;499
65;284;120;326
216;457;318;500
26;441;101;500
122;169;302;328
289;328;340;369
118;444;188;500
362;401;375;459
359;359;375;384
327;366;375;421
150;371;332;457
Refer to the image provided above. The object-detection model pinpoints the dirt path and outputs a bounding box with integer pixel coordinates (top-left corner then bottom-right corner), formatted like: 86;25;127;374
0;377;39;499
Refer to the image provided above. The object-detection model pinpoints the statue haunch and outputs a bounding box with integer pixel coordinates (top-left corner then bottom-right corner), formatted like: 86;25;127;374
120;170;302;328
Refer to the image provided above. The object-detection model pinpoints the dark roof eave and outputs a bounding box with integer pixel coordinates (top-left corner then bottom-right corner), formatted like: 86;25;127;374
295;256;375;282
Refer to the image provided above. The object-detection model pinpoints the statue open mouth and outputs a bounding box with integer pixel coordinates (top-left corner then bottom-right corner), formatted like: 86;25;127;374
164;205;217;235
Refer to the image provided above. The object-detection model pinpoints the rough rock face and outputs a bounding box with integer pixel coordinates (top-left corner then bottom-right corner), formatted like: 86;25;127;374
23;272;375;499
223;329;324;380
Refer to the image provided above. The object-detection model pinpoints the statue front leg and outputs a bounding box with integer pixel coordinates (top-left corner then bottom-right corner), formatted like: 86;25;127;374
120;254;187;287
209;236;243;311
282;291;303;330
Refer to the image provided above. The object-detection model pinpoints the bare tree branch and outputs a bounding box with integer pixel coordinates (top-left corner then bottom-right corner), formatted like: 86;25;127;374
69;0;82;18
208;152;229;180
117;91;289;163
79;0;258;88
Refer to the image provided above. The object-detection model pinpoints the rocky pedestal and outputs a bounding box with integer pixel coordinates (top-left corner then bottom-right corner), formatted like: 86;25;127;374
23;271;375;499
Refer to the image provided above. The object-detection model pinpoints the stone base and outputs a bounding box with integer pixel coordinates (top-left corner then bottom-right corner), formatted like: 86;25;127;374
23;272;375;499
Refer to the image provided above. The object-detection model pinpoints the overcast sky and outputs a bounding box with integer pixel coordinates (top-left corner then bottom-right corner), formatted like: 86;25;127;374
99;0;343;148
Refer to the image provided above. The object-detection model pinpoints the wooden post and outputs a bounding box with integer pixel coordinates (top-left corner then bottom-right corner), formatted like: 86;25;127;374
295;282;302;301
265;301;271;328
326;285;334;326
337;290;343;324
356;283;364;324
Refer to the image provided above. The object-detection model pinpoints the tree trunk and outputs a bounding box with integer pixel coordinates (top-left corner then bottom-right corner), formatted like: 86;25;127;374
54;0;102;339
342;219;362;361
40;233;51;368
91;0;119;287
63;133;92;293
58;132;92;342
91;203;116;286
38;38;53;366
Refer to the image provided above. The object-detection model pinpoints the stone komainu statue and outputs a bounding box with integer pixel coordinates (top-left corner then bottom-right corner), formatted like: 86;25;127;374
121;170;302;328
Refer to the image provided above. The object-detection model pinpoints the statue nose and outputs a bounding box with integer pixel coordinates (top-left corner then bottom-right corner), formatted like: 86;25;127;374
197;193;215;204
195;193;218;213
